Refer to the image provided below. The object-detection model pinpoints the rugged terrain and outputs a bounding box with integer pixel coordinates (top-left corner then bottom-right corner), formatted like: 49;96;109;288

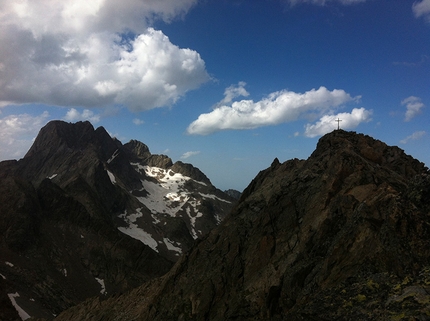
0;121;235;320
53;129;430;320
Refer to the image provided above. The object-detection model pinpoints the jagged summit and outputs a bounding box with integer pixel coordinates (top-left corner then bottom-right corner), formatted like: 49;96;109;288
311;129;426;176
123;139;151;160
54;130;430;321
25;121;110;157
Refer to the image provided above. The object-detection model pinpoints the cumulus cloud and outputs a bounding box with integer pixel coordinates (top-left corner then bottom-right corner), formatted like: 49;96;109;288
304;107;372;137
63;108;100;123
413;0;430;22
400;131;426;144
286;0;366;6
0;111;50;160
0;0;208;111
402;96;424;122
180;151;200;159
187;85;360;135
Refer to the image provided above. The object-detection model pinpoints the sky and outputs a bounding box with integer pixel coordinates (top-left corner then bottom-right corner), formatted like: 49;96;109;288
0;0;429;192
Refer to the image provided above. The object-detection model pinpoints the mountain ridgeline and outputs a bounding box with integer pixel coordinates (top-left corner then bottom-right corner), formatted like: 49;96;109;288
0;121;236;320
53;129;430;321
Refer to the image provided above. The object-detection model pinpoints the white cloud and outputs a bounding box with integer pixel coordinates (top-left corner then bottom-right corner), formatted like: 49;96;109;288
413;0;430;22
133;118;145;125
0;1;208;111
304;107;372;137
400;131;426;144
0;0;197;38
286;0;366;6
402;96;424;122
218;82;249;106
180;151;200;159
0;111;50;160
187;85;359;135
63;108;100;123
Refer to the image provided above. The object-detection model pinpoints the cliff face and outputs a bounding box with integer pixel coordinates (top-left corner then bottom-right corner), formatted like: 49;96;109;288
0;121;235;320
55;130;430;321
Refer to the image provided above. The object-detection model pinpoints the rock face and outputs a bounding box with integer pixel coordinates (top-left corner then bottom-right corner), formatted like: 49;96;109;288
55;130;430;321
0;120;235;320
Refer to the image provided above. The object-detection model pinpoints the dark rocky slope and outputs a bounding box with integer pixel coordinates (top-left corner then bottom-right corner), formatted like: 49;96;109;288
55;130;430;321
0;120;234;320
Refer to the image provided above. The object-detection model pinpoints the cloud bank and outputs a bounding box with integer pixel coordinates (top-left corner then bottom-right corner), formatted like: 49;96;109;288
0;0;209;111
187;84;362;135
402;96;424;122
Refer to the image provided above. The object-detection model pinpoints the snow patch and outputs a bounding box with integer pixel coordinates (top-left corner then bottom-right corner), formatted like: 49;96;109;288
95;278;107;295
61;269;67;277
0;273;6;279
137;180;189;216
214;213;222;224
163;238;182;254
107;149;119;164
118;209;159;252
107;170;116;184
7;293;31;320
5;261;14;267
194;180;207;186
185;205;202;240
151;214;161;224
199;192;231;203
47;174;57;180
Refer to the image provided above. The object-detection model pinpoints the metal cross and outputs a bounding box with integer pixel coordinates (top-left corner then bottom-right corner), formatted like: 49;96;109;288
335;118;342;130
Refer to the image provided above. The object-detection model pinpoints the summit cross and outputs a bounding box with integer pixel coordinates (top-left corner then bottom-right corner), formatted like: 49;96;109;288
335;118;342;130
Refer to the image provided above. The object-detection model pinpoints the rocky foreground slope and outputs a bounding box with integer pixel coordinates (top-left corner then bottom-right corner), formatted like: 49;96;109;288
0;121;235;320
54;130;430;321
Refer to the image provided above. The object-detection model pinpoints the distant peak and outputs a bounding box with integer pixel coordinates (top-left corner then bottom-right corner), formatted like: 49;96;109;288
123;140;151;159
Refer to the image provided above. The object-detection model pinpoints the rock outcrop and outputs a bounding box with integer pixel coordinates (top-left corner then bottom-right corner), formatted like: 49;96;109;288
0;120;235;320
54;130;430;321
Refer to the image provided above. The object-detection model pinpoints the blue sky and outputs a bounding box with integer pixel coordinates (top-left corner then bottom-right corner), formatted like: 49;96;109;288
0;0;429;191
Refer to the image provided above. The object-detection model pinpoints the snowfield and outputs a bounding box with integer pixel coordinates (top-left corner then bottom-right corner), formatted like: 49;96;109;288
118;209;159;252
116;163;231;255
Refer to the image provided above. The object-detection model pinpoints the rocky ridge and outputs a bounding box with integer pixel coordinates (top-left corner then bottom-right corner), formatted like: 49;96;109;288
0;120;235;320
54;129;430;321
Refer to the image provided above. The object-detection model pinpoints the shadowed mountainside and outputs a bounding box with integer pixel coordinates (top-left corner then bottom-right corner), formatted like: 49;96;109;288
54;129;430;321
0;120;235;320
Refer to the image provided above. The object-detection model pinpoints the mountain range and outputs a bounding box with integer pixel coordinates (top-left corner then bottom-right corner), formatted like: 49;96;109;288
1;122;430;320
0;120;235;320
56;129;430;321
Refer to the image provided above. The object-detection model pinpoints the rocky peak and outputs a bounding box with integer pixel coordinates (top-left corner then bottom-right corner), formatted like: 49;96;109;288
123;139;151;159
25;121;95;157
224;189;241;200
312;129;426;176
